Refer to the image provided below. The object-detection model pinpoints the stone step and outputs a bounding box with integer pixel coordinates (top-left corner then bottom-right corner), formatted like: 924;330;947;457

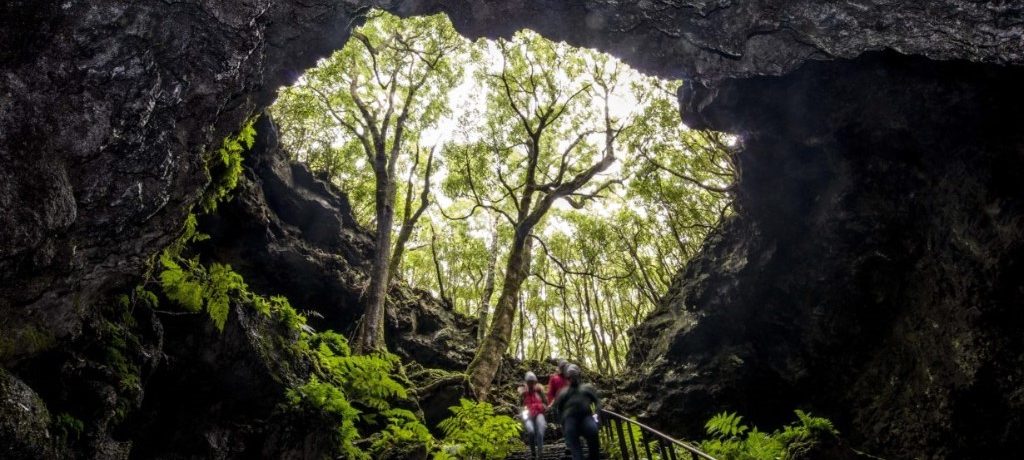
505;442;608;460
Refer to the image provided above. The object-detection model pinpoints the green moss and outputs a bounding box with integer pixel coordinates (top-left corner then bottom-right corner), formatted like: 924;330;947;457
52;413;84;444
0;325;57;361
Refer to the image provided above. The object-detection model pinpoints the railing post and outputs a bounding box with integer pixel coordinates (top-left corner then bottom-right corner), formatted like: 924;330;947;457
658;439;670;460
598;409;717;460
613;417;631;460
626;419;640;459
602;419;613;456
639;428;654;460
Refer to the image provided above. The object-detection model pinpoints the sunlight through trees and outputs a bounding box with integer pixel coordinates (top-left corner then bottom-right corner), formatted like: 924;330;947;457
271;10;734;395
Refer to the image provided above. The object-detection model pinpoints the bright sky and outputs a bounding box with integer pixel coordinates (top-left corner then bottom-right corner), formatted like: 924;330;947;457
414;34;668;239
273;18;734;366
287;26;710;247
419;38;652;147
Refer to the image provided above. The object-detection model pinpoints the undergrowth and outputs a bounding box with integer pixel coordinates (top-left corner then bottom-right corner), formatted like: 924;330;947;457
699;410;839;460
200;118;255;213
157;118;256;331
152;118;519;458
434;399;522;460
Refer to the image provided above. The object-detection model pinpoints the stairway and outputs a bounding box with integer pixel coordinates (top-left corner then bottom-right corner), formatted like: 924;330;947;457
505;441;608;460
505;409;714;460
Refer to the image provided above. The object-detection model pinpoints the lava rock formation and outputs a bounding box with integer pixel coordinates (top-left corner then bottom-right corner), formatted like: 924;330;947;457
625;51;1024;459
2;1;1023;458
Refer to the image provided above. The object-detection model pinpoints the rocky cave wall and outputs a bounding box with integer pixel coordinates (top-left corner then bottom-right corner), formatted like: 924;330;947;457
2;1;1022;459
197;116;478;371
1;113;479;458
624;52;1024;459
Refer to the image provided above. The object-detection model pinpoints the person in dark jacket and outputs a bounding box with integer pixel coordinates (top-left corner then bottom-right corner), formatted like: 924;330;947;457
552;364;600;460
519;371;548;459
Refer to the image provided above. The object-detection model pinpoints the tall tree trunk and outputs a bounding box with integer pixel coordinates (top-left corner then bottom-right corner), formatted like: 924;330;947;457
603;286;624;372
477;219;500;342
388;147;434;283
587;277;613;373
541;306;551;359
355;156;394;354
466;229;532;399
518;292;527;359
579;278;605;374
430;226;449;305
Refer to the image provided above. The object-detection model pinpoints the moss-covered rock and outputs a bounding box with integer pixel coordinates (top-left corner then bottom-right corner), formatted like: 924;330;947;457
0;368;61;459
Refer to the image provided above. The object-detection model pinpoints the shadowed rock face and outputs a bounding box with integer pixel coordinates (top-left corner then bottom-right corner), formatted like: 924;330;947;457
624;52;1024;458
1;0;1023;458
4;117;476;459
0;0;368;361
396;0;1023;82
2;1;1020;361
198;116;477;371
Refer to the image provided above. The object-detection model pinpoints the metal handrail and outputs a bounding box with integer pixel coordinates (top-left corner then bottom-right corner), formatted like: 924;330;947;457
599;409;718;460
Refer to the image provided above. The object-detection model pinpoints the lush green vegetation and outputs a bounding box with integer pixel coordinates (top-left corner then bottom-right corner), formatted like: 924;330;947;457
271;10;734;394
52;413;84;445
149;120;520;457
200;118;256;212
158;253;520;458
157;120;259;332
435;399;522;460
284;330;431;459
699;411;840;460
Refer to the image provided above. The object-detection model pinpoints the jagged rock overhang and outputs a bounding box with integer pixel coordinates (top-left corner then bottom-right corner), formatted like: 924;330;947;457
3;2;1017;347
1;4;1023;458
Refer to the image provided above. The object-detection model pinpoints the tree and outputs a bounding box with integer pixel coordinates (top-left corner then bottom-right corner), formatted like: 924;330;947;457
276;15;738;382
448;32;632;398
476;216;501;342
271;11;466;353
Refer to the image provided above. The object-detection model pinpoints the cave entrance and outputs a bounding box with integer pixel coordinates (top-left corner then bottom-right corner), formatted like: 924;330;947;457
267;9;735;377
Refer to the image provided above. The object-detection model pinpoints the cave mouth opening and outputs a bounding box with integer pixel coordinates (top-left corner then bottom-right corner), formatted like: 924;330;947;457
266;9;736;376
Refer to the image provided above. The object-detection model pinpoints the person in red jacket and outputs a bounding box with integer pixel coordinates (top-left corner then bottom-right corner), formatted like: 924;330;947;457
547;359;569;405
519;372;548;459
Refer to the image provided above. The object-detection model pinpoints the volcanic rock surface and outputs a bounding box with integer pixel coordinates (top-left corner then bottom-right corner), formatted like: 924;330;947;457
2;1;1023;458
198;116;477;371
625;52;1024;458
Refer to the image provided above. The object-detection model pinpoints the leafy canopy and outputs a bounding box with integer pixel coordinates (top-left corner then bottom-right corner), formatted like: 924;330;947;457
272;12;736;374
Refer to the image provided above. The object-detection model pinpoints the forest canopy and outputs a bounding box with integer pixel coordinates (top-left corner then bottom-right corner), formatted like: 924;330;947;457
270;10;734;388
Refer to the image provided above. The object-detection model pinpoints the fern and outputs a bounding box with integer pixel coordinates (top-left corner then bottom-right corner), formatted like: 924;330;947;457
201;119;256;212
705;411;749;439
370;408;435;457
699;410;839;460
206;263;245;330
158;252;250;331
285;330;440;458
286;377;368;460
303;332;407;413
435;399;521;459
158;253;204;313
